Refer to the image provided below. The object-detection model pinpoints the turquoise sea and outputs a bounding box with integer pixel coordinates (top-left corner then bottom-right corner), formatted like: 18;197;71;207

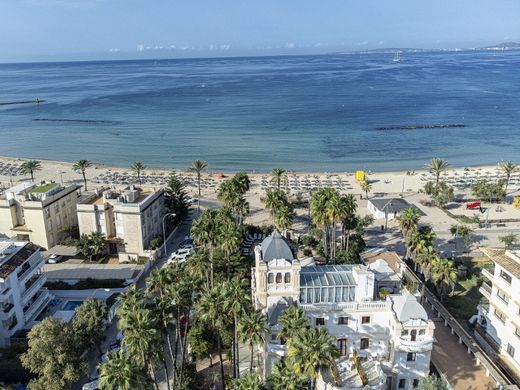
1;51;519;172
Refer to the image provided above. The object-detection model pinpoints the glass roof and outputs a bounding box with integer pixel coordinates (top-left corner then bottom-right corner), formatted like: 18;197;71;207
300;265;356;287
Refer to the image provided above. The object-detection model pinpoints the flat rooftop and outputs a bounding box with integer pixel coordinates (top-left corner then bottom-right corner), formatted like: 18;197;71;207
0;241;40;280
81;188;153;206
481;247;520;280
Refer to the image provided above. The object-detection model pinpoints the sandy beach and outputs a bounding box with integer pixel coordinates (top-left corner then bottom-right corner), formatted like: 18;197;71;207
1;154;511;229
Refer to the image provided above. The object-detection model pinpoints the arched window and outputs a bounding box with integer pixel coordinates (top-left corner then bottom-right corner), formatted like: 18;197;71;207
276;273;282;283
284;273;291;283
267;273;274;284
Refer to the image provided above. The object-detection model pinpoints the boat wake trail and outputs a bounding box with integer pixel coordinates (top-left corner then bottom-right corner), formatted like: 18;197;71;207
375;124;465;130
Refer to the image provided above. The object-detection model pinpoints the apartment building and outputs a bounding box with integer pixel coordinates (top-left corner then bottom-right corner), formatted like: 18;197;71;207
77;186;165;261
0;181;80;250
477;247;520;374
252;231;435;390
0;240;52;347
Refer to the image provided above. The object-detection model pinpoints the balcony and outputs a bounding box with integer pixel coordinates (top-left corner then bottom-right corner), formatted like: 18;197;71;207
22;274;46;305
479;282;492;299
24;289;51;323
0;287;12;302
397;337;434;353
17;259;44;283
481;268;494;281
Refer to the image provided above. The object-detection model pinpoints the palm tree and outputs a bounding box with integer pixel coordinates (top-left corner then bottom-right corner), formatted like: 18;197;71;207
396;207;421;239
274;204;295;237
20;160;42;181
406;226;436;263
219;221;242;280
287;327;340;390
431;258;458;300
271;168;288;190
130;161;146;186
224;278;252;378
268;360;308;390
426;158;449;186
310;189;332;258
73;159;92;190
118;305;162;390
98;349;152;390
196;286;228;390
416;246;437;281
233;373;266;390
360;181;372;199
238;309;267;374
279;306;309;341
499;161;518;193
191;209;219;287
189;160;207;210
339;194;357;251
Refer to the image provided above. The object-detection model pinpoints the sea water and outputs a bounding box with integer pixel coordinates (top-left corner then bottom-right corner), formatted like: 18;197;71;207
1;51;519;172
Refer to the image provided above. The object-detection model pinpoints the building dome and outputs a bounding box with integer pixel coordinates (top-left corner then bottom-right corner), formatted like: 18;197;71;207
260;230;294;262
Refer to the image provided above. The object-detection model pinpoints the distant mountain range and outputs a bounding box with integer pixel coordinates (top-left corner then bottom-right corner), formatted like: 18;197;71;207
352;42;520;55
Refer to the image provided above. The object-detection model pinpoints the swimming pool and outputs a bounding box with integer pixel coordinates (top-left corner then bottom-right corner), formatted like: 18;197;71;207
62;300;83;311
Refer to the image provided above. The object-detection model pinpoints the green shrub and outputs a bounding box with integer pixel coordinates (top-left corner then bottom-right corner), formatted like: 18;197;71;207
303;248;313;257
149;235;164;250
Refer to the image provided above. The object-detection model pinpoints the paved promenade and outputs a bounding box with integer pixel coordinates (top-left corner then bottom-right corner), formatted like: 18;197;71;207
424;305;497;390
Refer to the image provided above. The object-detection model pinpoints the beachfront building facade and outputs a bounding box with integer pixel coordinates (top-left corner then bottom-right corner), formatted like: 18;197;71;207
0;182;80;250
77;186;165;261
367;198;413;221
252;231;435;390
476;247;520;374
0;240;52;347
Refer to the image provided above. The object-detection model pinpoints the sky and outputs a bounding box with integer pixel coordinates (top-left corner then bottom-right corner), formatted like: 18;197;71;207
1;0;520;62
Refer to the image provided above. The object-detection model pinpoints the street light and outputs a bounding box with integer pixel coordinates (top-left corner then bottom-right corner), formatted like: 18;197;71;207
162;213;176;257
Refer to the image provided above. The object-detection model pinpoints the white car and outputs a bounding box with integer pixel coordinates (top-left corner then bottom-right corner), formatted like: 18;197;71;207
47;254;63;264
167;248;192;264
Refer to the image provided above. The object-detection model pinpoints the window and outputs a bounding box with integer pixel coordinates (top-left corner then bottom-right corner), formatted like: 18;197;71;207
413;379;419;388
500;270;512;284
401;329;409;336
419;329;426;336
275;273;282;284
284;273;291;283
361;316;370;324
515;327;520;338
316;317;325;326
507;344;515;358
496;289;509;304
337;338;348;356
406;352;416;361
494;308;507;324
338;316;349;325
360;338;369;350
398;379;406;389
271;333;277;341
267;273;274;284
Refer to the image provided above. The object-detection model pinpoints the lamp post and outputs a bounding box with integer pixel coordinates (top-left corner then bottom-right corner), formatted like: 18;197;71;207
162;213;176;257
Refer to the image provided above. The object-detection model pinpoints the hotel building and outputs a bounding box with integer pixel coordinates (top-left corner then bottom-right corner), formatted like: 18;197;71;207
477;247;520;375
77;186;165;261
0;182;80;250
252;231;435;390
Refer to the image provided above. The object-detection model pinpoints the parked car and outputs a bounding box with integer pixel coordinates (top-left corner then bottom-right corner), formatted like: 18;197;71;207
167;248;192;264
47;254;63;264
179;243;194;250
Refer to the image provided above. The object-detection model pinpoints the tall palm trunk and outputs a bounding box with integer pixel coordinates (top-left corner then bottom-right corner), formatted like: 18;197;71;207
162;355;171;390
197;173;201;210
234;314;240;378
172;309;181;388
217;333;226;390
147;360;160;390
249;342;254;373
163;319;175;366
82;171;87;190
179;319;190;385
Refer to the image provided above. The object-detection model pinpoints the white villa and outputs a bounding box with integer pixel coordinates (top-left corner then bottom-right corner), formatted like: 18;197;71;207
252;231;435;390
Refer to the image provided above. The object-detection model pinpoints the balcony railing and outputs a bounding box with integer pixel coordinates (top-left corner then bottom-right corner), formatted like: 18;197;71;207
299;301;391;311
17;258;44;283
398;337;434;353
479;282;492;299
481;268;494;281
24;289;51;323
22;274;46;305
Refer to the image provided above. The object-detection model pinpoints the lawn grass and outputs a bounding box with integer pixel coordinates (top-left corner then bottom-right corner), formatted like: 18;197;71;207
445;261;490;320
31;182;57;193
